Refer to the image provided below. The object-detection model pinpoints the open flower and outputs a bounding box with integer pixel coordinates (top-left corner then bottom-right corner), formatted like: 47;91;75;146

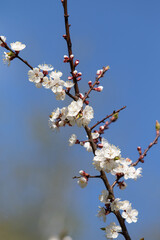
105;222;121;239
77;177;88;188
38;64;53;72
10;41;26;51
28;67;44;83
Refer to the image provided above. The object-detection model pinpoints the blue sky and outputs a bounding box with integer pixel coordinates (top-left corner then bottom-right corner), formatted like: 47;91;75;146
0;0;160;240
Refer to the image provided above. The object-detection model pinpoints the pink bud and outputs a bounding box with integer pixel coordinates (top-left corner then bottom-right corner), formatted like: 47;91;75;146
64;55;69;59
79;93;84;99
88;81;92;87
79;170;85;176
96;69;103;75
99;126;104;131
84;100;89;105
63;34;67;39
96;86;103;92
70;54;74;59
77;77;81;81
68;76;73;80
98;143;103;148
75;60;79;66
78;72;82;76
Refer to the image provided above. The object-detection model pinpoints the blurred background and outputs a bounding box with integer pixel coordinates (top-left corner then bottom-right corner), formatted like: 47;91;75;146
0;0;160;239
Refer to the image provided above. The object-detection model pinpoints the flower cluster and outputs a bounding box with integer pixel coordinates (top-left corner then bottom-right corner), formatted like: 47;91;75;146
49;98;94;131
93;138;142;181
98;190;138;239
0;36;26;65
28;64;75;100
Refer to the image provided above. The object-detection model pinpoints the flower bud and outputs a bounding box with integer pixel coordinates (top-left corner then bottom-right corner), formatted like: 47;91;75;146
75;60;79;66
70;54;74;59
95;86;103;92
96;69;103;75
78;72;82;76
155;120;160;131
79;170;85;176
88;81;92;87
68;76;73;80
77;77;81;81
63;34;67;39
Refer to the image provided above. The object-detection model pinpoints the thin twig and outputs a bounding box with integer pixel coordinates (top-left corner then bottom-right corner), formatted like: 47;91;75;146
83;65;109;102
90;106;126;130
0;37;33;69
61;0;80;96
132;132;160;166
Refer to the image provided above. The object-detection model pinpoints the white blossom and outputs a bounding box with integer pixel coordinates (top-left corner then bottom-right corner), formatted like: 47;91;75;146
38;64;53;72
50;108;60;122
77;177;88;188
122;206;138;223
10;41;26;51
110;198;122;212
0;36;6;45
64;81;74;89
83;142;92;152
67;99;83;118
28;67;44;83
99;190;109;204
55;90;66;101
3;52;11;65
50;70;63;80
69;134;77;146
76;105;94;127
105;222;121;239
92;132;99;139
97;206;106;222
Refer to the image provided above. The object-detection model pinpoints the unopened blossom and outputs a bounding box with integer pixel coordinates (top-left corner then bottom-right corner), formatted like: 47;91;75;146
38;64;53;72
28;67;44;83
97;206;106;222
83;142;92;152
97;69;103;75
77;177;88;188
110;198;122;212
105;222;121;239
69;134;77;146
122;206;138;223
10;41;26;51
99;190;109;204
0;36;6;45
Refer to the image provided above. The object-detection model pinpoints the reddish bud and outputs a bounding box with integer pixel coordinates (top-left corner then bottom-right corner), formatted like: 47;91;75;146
98;143;103;148
75;59;79;66
84;100;89;105
77;77;81;81
68;76;73;80
63;34;67;39
70;54;74;59
43;70;48;76
78;72;82;76
88;81;92;87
